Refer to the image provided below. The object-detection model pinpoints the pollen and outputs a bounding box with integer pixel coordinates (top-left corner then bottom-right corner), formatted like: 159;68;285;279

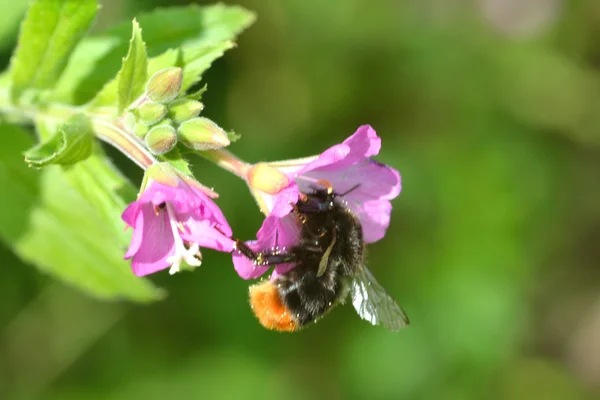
316;179;333;194
249;281;298;332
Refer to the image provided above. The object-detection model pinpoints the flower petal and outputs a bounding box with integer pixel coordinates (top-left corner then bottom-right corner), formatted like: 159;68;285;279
232;213;301;280
180;213;235;252
294;124;382;174
232;241;270;279
123;205;143;260
297;159;400;242
137;181;202;214
343;124;381;158
350;198;393;243
128;204;176;276
189;185;233;236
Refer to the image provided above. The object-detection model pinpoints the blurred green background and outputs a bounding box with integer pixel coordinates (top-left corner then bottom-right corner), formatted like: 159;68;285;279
2;0;600;399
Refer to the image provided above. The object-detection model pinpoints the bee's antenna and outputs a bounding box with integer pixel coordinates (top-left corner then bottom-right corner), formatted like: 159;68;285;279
337;184;361;197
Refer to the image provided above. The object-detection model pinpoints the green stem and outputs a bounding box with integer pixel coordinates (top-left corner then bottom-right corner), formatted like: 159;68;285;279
0;89;157;170
0;88;255;180
91;118;155;169
201;149;251;180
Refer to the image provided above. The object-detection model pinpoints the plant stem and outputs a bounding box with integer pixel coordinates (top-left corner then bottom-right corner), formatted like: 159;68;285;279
0;88;257;182
91;118;155;169
201;149;251;180
0;89;158;170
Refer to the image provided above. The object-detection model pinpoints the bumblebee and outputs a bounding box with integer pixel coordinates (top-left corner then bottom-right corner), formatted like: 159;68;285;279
235;184;409;332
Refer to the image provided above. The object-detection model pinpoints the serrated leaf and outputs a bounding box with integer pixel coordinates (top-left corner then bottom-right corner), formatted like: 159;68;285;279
9;0;98;101
186;84;207;101
0;123;163;302
117;20;147;113
159;147;193;177
24;114;94;167
52;4;255;105
227;130;242;143
34;116;138;241
65;152;138;244
179;41;235;93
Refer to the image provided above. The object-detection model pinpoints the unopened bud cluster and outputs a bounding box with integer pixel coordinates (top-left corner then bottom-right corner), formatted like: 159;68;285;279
128;67;230;155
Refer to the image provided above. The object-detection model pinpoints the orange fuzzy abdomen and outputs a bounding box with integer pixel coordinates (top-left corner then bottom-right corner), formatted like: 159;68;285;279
249;281;298;332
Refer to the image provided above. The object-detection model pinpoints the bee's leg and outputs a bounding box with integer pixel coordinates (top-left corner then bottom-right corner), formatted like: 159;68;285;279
232;239;258;259
254;252;299;266
233;239;299;266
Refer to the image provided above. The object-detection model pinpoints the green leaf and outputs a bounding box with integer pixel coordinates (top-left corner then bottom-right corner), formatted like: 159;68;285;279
52;4;255;105
227;130;242;143
117;20;148;113
0;123;163;302
33;116;137;242
24;114;94;167
65;151;138;244
0;0;29;51
9;0;98;101
179;41;235;93
159;147;193;177
186;84;207;101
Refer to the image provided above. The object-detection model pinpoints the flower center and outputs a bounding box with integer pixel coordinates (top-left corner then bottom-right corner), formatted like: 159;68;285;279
164;203;202;274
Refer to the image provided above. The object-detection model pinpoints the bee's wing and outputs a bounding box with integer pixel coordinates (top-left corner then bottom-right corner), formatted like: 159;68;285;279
350;266;409;331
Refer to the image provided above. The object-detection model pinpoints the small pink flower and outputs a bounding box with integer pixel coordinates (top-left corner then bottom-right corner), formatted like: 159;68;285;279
233;125;401;279
122;164;234;276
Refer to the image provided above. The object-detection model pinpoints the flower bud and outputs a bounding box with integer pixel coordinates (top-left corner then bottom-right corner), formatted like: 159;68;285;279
246;163;290;195
134;102;168;126
145;125;178;155
154;118;174;128
168;98;204;123
134;123;150;138
124;112;136;132
177;117;230;151
146;67;183;104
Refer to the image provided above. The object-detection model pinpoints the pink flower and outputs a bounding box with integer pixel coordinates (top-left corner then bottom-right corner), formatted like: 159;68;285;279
122;164;234;276
233;125;401;279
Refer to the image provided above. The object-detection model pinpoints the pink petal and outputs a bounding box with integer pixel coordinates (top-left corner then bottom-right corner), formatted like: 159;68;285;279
342;124;381;158
256;213;301;249
296;125;382;174
129;204;176;276
232;213;301;280
122;201;140;228
294;159;400;242
269;183;299;218
232;241;270;279
350;199;393;243
138;181;202;214
180;213;235;252
190;186;233;236
123;206;143;259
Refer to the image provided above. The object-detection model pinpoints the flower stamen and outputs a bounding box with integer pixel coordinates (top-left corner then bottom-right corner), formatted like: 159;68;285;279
164;203;202;275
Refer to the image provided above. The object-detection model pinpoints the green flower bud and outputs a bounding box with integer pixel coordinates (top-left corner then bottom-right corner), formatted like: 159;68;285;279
124;112;136;132
134;123;150;138
168;98;204;123
177;117;230;151
145;125;178;155
146;67;183;104
134;102;168;126
154;118;174;128
247;163;290;195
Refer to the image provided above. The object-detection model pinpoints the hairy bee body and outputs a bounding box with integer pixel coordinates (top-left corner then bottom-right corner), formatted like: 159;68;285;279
240;187;409;332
